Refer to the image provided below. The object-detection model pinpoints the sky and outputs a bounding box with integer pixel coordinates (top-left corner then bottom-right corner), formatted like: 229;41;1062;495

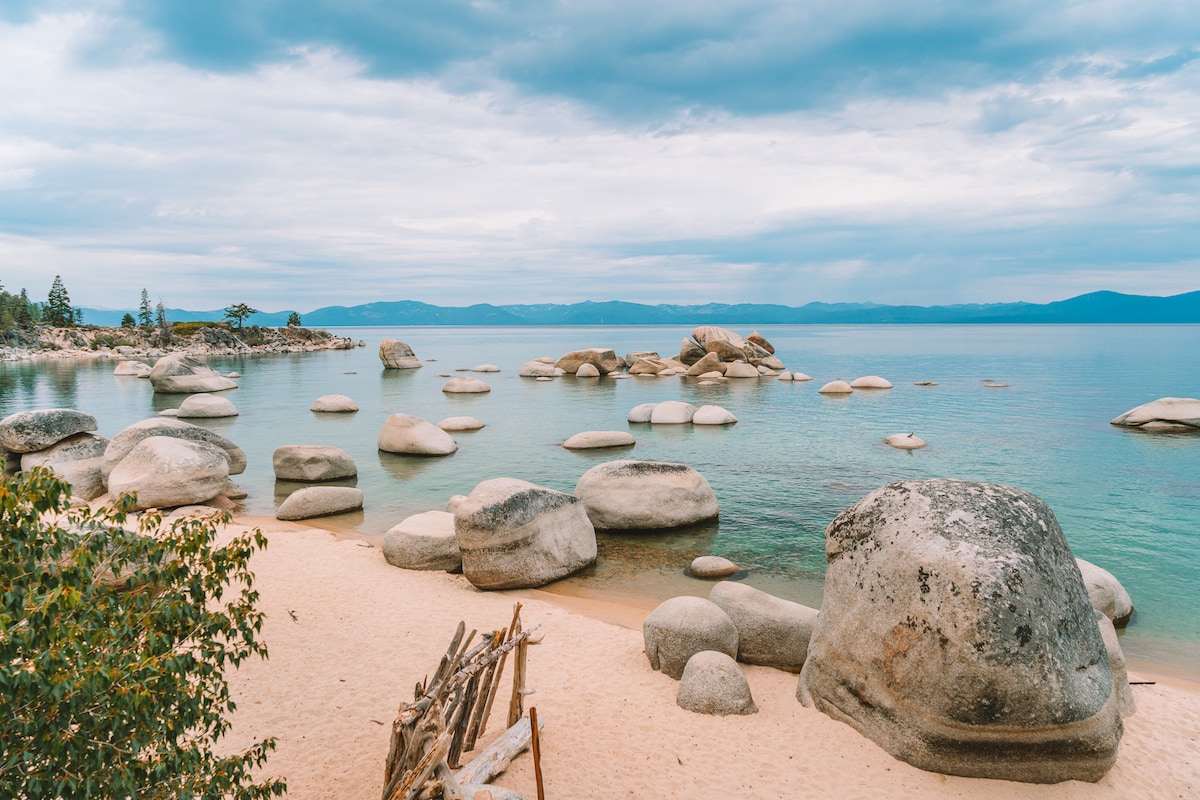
1;1;1198;312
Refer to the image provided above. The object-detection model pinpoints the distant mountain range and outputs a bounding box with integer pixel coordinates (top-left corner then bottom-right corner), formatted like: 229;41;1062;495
80;290;1200;328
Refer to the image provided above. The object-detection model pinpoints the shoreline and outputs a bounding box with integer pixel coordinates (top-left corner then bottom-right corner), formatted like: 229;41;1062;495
236;514;1200;691
220;516;1200;799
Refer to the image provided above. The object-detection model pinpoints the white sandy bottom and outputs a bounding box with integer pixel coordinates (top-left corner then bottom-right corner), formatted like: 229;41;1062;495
221;522;1200;800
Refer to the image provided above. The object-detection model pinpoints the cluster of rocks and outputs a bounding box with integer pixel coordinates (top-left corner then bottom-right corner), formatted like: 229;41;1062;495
382;459;720;588
2;324;353;362
627;401;737;425
1;408;246;511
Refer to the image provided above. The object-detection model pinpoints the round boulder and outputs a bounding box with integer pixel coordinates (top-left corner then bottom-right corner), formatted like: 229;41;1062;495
885;433;926;450
676;651;758;716
176;393;239;418
689;556;739;578
378;414;458;456
649;401;697;424
643;596;738;679
20;432;108;501
311;395;359;412
272;445;357;482
102;418;246;478
798;479;1124;784
575;363;601;378
817;380;853;394
627;403;659;423
382;510;462;572
454;478;597;590
1110;397;1200;431
0;408;98;453
148;353;237;394
851;375;893;389
574;460;719;531
723;362;759;379
562;431;635;450
692;405;737;425
107;437;230;510
709;580;818;672
276;486;364;520
443;376;491;394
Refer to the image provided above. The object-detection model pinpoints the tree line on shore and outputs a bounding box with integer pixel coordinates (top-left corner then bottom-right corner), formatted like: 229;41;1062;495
1;277;300;334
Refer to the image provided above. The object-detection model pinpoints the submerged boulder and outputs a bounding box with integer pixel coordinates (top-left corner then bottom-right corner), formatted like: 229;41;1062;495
1110;397;1200;431
454;478;597;590
378;414;458;456
443;376;491;393
649;401;697;424
573;460;718;530
113;360;152;377
562;431;635;450
379;339;422;369
0;408;98;453
148;353;237;394
311;394;358;413
176;393;239;418
797;479;1124;784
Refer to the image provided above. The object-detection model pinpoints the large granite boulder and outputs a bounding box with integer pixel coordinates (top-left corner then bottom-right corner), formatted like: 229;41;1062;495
1110;397;1200;431
627;403;659;423
574;460;719;530
176;393;239;418
0;408;98;453
107;438;230;510
797;479;1124;784
685;353;726;377
676;651;758;716
709;581;818;672
1076;559;1134;627
678;338;706;366
746;332;774;354
379;339;422;369
102;418;246;479
311;394;358;412
276;486;364;520
378;414;458;456
643;596;738;679
554;348;623;375
20;433;108;500
382;510;462;572
453;478;596;590
692;405;738;425
519;360;560;378
649;401;697;424
692;326;749;354
148;353;237;393
272;445;357;481
851;375;893;389
817;380;853;394
722;362;759;379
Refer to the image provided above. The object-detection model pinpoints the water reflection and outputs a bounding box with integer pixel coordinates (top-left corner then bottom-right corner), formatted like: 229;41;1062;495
376;450;442;481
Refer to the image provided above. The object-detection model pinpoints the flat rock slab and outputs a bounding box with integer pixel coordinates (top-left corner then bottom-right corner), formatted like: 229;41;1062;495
276;486;364;520
311;394;359;412
562;431;635;450
0;408;98;453
438;416;485;431
272;445;358;481
1110;397;1200;430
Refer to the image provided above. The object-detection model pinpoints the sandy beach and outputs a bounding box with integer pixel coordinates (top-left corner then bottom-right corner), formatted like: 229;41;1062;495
219;518;1200;800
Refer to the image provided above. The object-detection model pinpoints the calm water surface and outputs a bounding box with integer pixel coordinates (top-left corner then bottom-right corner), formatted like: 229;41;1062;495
3;325;1198;677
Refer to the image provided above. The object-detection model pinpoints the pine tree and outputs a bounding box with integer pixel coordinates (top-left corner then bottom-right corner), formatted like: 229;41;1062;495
155;301;171;346
223;303;258;330
120;312;136;328
286;311;302;327
16;290;35;329
43;275;74;327
137;288;153;329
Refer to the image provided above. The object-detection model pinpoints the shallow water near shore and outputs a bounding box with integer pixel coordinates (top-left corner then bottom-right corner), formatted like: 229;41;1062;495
3;324;1199;678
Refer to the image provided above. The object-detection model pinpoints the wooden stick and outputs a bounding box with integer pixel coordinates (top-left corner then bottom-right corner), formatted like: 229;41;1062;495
477;606;522;742
508;634;528;728
463;630;504;751
530;706;545;800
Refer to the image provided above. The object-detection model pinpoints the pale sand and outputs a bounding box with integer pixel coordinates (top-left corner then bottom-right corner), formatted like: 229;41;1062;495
221;519;1200;800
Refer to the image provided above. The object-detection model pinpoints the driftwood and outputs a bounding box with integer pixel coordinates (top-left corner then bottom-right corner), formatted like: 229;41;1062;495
454;713;545;786
383;606;543;800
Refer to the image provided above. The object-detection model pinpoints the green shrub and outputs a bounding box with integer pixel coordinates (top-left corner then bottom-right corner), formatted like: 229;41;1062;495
171;321;224;336
0;469;286;799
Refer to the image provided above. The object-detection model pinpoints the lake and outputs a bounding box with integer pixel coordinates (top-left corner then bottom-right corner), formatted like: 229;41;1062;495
3;324;1198;678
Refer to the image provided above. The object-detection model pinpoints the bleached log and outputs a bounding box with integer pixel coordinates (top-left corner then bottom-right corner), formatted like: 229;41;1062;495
454;714;544;787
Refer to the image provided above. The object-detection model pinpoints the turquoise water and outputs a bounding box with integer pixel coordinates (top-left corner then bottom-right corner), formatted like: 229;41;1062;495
3;324;1198;676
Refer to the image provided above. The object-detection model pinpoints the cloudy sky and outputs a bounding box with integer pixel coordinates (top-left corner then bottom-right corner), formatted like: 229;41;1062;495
1;1;1197;312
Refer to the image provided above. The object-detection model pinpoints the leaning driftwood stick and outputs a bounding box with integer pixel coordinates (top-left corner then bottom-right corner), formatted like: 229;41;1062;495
476;605;523;742
508;631;529;728
463;630;505;751
454;714;545;787
530;706;545;800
